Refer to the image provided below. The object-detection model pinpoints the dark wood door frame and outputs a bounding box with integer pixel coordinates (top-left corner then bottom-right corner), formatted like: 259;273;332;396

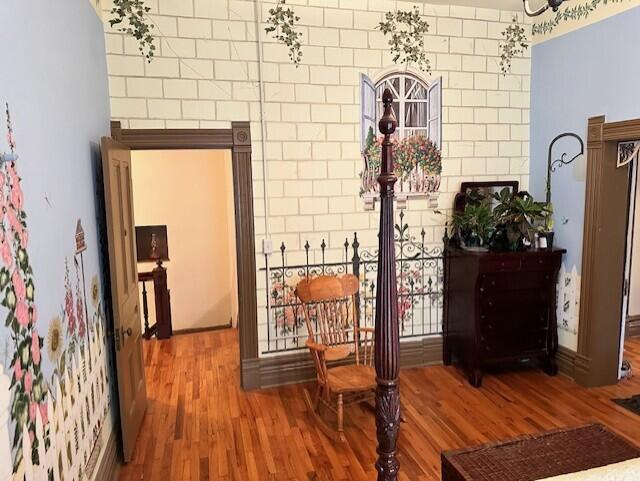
576;115;640;387
110;121;259;390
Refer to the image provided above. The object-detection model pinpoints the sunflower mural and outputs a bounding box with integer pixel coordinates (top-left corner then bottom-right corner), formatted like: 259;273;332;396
0;104;113;481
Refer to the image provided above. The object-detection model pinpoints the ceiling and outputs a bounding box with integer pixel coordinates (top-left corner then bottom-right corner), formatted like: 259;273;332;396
419;0;524;11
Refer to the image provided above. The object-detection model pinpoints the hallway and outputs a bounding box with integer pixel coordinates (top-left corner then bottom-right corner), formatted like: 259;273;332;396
118;330;640;481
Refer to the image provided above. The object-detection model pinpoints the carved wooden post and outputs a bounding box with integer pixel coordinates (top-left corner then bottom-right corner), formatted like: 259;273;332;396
153;264;172;339
374;89;400;481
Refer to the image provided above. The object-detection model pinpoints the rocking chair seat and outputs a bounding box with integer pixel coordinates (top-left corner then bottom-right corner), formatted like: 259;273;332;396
327;365;376;393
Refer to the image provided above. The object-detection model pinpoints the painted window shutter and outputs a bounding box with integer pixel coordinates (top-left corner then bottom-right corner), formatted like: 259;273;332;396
428;77;442;148
361;73;376;150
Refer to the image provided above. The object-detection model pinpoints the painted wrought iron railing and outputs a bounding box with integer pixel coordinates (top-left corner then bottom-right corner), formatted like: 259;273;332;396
260;211;443;354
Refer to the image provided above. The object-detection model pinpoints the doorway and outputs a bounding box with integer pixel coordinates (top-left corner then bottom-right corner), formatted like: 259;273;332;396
621;142;640;372
578;116;640;387
103;122;259;464
130;149;239;334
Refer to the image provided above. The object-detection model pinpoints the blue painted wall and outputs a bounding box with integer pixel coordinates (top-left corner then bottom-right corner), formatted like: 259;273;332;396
530;6;640;272
0;1;114;479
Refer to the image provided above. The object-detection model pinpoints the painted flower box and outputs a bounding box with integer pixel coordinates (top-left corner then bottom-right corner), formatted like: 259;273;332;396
360;132;442;210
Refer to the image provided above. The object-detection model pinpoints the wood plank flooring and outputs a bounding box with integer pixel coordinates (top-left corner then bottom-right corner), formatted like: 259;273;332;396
118;330;640;481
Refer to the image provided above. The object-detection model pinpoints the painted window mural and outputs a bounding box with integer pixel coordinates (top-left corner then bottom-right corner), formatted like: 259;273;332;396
0;106;112;481
359;71;442;210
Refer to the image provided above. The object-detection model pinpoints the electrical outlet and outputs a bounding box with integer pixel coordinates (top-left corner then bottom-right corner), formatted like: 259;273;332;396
262;238;273;255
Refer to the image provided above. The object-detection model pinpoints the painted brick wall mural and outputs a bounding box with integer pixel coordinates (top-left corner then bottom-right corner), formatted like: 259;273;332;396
102;0;532;354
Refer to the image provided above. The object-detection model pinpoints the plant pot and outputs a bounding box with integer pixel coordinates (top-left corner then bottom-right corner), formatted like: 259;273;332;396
460;230;482;249
537;231;554;250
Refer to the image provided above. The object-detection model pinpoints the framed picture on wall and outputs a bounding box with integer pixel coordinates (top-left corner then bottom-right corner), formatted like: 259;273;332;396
135;225;169;263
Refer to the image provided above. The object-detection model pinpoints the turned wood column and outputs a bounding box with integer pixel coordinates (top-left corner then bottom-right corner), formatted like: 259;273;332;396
374;89;401;481
153;264;172;339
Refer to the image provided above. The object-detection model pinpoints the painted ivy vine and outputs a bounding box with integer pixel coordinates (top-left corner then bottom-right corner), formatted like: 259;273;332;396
265;0;303;66
377;7;431;73
109;0;156;62
532;0;627;35
499;17;529;76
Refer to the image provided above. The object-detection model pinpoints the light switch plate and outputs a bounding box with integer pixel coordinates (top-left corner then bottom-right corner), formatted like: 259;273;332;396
262;238;273;255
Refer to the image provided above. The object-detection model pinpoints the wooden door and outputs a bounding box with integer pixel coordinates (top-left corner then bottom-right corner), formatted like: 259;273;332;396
100;137;147;461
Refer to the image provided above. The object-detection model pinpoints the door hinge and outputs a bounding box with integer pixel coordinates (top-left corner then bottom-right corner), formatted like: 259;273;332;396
114;327;121;351
624;278;630;297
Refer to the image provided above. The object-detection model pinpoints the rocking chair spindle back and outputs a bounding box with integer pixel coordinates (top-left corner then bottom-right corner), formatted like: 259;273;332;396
295;274;376;441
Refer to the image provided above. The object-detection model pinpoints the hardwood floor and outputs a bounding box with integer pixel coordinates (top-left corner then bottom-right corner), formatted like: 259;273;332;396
118;330;640;481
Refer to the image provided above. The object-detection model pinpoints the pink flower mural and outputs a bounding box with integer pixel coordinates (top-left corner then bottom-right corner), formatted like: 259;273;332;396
2;104;49;470
0;104;112;480
360;133;442;202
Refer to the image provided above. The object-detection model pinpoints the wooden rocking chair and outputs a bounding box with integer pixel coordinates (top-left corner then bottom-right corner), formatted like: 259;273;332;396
295;274;376;442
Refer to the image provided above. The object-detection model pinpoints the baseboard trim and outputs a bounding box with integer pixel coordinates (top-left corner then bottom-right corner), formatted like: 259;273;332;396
627;315;640;338
573;353;592;386
172;323;233;336
95;430;120;481
556;346;577;380
244;337;444;390
241;357;261;390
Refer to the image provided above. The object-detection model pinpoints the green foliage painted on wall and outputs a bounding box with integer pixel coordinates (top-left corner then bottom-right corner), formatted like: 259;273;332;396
109;0;156;62
500;17;529;76
377;7;431;73
265;0;303;67
532;0;628;35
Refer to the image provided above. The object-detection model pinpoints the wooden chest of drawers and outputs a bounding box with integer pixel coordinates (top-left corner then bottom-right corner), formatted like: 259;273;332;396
443;247;566;387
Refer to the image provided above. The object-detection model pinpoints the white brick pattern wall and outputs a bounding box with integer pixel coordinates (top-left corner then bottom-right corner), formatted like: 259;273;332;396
103;0;531;354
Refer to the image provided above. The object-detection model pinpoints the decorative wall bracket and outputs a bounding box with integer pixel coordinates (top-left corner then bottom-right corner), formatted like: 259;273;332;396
617;141;640;169
546;132;585;206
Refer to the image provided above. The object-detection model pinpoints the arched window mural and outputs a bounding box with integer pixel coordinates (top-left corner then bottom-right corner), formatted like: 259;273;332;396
360;71;442;209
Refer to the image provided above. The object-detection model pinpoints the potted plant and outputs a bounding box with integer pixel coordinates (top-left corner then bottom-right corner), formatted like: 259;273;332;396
491;188;550;251
536;202;555;249
449;199;495;251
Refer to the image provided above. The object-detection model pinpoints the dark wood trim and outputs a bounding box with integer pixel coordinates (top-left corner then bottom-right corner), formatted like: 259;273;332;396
231;122;259;389
95;430;120;481
573;354;592;386
110;121;234;150
627;315;640;338
603;118;640;141
554;347;594;386
248;338;444;389
556;346;577;379
172;323;233;336
578;115;640;387
110;121;258;390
